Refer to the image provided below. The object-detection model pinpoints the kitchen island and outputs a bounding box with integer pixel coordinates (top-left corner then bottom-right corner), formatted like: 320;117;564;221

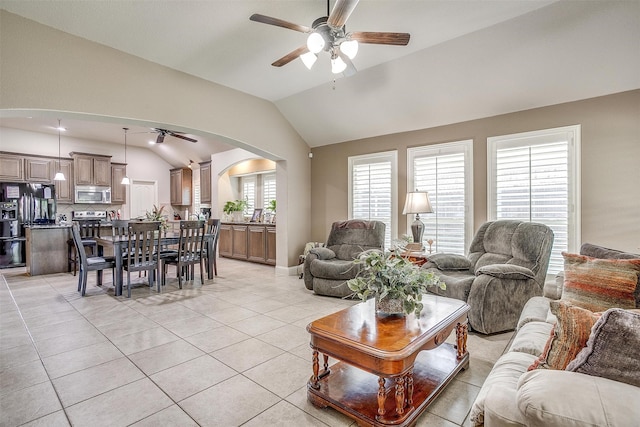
25;224;115;276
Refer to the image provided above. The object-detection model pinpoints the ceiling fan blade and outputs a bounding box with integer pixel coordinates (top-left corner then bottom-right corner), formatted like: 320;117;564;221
338;51;357;77
350;31;410;46
168;132;197;143
328;0;359;29
272;45;309;67
250;14;311;33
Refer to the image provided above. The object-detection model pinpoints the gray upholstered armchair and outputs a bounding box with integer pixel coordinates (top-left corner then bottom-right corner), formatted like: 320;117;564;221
422;220;554;334
304;220;386;297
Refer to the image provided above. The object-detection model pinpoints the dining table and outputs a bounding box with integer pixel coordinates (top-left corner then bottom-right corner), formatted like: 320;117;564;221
94;232;216;296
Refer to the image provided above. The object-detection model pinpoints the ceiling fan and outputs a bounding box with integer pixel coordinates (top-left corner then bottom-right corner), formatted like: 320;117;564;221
250;0;410;75
151;128;197;144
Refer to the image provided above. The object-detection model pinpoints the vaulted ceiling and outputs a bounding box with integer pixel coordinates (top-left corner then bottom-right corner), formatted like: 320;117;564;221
1;1;639;163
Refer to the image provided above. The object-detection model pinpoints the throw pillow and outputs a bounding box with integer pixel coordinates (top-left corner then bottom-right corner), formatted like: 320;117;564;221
561;252;640;312
566;308;640;387
475;264;535;280
427;253;471;270
528;300;600;371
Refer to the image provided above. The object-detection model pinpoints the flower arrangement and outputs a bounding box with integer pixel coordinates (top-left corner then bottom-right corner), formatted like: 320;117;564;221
145;204;169;231
346;250;445;316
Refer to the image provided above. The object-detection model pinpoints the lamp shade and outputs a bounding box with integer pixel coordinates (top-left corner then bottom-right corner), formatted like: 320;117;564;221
307;32;325;54
340;39;358;59
331;55;347;74
402;191;433;215
300;51;317;69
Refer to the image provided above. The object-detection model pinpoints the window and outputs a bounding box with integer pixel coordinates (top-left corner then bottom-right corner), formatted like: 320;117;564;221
241;176;256;215
488;125;581;275
407;140;473;254
262;173;276;211
348;151;397;248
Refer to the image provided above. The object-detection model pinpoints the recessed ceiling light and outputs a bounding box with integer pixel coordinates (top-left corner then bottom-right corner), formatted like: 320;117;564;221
148;140;155;145
55;126;67;131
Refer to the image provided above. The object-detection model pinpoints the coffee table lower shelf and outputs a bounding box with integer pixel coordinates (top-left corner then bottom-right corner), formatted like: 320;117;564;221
308;343;469;427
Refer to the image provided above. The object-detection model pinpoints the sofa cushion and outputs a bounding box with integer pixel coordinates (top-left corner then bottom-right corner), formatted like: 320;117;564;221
509;321;554;356
528;300;600;371
470;351;537;427
561;252;640;311
566;308;640;387
476;264;535;280
517;296;552;330
516;369;640;427
426;253;471;270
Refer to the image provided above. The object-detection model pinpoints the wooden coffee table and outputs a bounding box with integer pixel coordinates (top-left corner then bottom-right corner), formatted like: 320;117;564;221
306;295;469;427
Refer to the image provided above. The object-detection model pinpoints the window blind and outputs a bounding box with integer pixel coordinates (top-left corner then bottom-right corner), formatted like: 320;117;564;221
489;126;580;276
350;153;395;248
414;153;466;254
241;176;256;215
262;174;276;211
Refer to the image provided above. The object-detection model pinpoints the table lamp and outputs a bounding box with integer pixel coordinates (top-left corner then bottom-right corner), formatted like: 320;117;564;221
402;191;433;249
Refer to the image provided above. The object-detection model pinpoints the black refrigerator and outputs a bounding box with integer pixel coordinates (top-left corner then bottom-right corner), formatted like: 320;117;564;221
0;182;56;268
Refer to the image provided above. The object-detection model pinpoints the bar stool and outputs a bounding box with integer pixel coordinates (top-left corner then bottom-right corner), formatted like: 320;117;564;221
67;219;101;276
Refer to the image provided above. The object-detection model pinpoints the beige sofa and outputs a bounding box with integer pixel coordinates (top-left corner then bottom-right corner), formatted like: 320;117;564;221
470;243;640;426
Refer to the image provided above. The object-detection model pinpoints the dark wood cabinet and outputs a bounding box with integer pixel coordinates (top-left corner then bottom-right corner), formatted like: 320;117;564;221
219;222;275;265
170;168;192;206
25;157;51;182
199;161;211;204
219;223;233;257
71;153;111;186
0;153;24;181
111;163;127;203
52;159;74;204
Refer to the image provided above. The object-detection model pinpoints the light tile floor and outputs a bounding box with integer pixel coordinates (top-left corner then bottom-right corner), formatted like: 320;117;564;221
0;258;513;426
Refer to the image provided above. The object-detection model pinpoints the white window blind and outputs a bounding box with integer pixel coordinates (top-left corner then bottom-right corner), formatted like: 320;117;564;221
349;151;397;249
262;173;276;211
408;141;473;254
488;126;581;275
241;176;256;215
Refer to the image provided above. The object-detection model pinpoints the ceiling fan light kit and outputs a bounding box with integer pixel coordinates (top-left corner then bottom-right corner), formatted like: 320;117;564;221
250;0;409;76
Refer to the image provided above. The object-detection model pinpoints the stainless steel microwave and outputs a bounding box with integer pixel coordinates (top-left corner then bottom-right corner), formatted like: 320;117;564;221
74;186;111;204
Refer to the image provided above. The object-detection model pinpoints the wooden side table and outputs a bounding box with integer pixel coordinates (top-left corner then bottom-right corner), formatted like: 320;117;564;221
307;296;469;427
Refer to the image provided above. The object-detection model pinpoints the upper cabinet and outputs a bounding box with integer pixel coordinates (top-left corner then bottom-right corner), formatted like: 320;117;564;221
0;153;24;181
25;157;51;182
170;167;192;206
52;159;74;204
71;152;111;186
111;163;127;204
199;161;211;204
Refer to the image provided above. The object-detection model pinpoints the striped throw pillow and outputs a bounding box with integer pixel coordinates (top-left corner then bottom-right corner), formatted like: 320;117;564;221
561;252;640;312
528;300;601;371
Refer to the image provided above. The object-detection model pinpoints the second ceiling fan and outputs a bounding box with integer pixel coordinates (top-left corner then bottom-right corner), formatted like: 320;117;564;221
151;128;197;144
250;0;410;75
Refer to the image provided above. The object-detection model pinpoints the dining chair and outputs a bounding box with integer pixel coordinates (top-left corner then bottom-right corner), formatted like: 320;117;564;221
203;218;221;276
67;219;101;276
71;222;115;296
123;221;161;298
162;220;206;288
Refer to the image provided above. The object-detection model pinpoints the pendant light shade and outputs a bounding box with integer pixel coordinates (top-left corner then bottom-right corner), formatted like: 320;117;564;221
53;119;66;181
121;127;130;185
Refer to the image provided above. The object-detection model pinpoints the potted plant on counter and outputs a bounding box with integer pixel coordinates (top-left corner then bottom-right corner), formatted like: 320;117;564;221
145;204;169;233
346;250;445;317
223;199;247;222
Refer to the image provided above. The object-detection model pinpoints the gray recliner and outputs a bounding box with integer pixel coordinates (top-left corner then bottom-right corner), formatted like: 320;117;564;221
422;220;554;334
304;220;386;297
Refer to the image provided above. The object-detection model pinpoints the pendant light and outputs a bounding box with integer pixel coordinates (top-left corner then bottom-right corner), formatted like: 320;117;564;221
53;119;66;181
121;127;130;185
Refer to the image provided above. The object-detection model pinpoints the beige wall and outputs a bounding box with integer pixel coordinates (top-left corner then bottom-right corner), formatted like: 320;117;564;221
0;10;311;270
310;90;640;254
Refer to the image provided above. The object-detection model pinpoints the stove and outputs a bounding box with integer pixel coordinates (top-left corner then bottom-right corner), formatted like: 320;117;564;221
72;210;107;221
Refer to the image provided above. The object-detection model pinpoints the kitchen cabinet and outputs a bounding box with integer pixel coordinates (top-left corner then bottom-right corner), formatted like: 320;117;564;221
0;153;24;181
52;159;74;204
219;222;276;265
71;153;111;186
25;157;51;182
111;163;127;204
199;161;211;204
170;167;192;206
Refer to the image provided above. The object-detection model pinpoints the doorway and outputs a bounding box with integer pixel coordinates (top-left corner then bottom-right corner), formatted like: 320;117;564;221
129;180;158;219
